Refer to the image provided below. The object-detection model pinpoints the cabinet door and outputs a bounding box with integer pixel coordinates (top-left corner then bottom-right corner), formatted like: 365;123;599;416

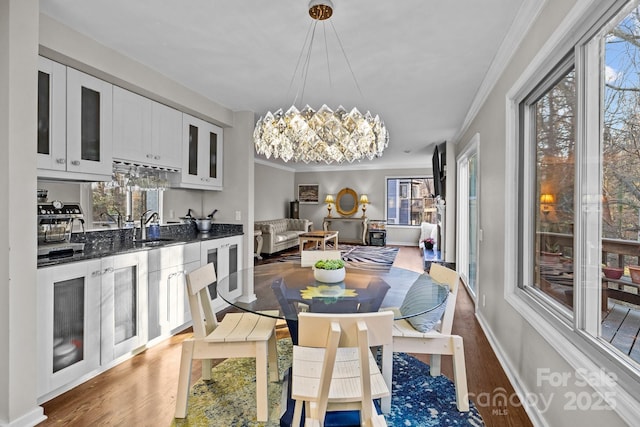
66;68;113;176
112;86;152;164
37;260;102;398
200;236;243;310
181;114;223;189
100;252;148;364
152;102;182;169
37;57;67;171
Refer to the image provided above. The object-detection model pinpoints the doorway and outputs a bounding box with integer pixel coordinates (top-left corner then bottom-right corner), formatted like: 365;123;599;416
457;134;479;300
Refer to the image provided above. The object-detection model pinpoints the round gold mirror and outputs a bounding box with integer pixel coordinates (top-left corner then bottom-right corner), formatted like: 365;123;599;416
336;187;358;217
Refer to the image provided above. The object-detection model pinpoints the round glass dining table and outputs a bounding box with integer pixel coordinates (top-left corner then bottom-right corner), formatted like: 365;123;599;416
215;261;449;344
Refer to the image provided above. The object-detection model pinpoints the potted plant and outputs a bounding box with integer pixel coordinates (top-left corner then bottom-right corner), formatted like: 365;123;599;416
540;242;562;262
313;259;346;283
423;237;435;250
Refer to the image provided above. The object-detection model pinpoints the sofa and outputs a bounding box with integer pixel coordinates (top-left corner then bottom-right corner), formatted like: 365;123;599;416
254;218;312;255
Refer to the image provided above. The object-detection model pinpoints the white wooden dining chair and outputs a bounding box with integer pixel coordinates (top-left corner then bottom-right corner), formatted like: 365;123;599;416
388;263;469;412
301;249;342;267
291;311;393;427
174;263;279;421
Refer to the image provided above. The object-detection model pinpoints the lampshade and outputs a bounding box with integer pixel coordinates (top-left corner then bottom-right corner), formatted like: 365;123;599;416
359;194;369;204
540;194;555;204
324;194;334;204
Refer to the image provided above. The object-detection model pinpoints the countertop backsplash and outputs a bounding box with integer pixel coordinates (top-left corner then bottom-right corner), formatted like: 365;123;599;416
38;222;243;268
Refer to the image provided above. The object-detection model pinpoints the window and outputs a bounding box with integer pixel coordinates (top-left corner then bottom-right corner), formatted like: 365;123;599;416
386;177;435;225
511;0;640;407
520;60;576;315
90;167;166;228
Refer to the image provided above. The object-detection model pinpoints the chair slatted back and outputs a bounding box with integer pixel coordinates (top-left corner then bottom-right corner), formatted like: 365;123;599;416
185;263;220;338
297;311;392;423
429;263;460;335
313;321;342;420
298;311;393;349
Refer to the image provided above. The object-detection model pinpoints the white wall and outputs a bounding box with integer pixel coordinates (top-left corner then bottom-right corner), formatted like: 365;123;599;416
294;167;430;246
0;0;45;425
456;0;628;425
254;161;296;221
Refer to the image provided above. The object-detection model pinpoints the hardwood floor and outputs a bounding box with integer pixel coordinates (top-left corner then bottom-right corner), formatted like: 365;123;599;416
39;246;532;426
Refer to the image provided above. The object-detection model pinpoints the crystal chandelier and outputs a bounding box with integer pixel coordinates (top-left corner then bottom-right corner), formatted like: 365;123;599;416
253;0;389;164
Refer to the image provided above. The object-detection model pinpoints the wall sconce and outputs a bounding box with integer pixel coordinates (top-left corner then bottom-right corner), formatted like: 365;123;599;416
540;193;555;218
324;194;334;217
359;194;369;218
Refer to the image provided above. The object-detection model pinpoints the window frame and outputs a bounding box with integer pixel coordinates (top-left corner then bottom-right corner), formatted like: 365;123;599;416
384;175;436;227
505;0;640;421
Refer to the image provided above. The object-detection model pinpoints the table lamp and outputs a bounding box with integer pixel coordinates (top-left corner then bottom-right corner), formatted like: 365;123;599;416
359;194;369;218
540;193;554;218
325;194;335;217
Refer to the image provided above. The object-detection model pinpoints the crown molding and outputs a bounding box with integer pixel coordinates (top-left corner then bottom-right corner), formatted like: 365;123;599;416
454;0;547;143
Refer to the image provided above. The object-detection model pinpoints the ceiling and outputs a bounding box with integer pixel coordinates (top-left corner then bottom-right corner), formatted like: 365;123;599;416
39;0;527;171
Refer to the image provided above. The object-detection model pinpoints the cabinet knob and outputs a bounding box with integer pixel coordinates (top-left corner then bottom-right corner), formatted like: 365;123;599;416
56;158;66;164
154;155;160;160
146;154;153;159
103;267;115;274
91;270;102;277
70;160;81;166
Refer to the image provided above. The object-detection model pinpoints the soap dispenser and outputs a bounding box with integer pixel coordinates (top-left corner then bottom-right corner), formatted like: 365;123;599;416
148;215;161;240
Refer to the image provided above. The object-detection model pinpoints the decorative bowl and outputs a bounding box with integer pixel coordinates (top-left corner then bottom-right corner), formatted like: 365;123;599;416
313;267;346;283
602;266;624;280
628;265;640;284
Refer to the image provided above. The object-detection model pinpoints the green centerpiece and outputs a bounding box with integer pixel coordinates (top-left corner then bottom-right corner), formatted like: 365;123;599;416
313;259;346;283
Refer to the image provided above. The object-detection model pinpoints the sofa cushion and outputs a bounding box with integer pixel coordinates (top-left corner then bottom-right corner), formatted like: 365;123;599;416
399;275;448;333
277;231;303;241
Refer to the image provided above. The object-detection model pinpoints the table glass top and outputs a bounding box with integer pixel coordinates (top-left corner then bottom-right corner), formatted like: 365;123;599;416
215;262;449;322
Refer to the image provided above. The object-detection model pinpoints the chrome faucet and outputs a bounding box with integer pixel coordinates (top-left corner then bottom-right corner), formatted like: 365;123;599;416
101;210;123;229
139;210;159;241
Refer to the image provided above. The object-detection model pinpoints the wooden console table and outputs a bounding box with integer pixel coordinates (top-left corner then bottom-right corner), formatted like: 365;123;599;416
323;216;368;245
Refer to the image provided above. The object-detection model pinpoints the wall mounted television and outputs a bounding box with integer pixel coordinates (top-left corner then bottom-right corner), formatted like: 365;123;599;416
432;142;446;199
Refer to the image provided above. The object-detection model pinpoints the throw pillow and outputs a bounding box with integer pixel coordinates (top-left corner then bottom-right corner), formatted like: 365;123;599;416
399;275;449;332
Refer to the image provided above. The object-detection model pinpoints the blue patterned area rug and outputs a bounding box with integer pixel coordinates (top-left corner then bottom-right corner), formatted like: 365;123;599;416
172;338;484;426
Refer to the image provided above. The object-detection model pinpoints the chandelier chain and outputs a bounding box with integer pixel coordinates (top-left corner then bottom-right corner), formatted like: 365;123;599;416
253;0;388;165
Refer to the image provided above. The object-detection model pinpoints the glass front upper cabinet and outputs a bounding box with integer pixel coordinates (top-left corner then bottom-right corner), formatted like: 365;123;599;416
180;113;223;190
37;57;66;171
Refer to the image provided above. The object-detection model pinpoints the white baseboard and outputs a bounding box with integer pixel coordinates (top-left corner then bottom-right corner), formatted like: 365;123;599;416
0;406;46;427
385;240;418;246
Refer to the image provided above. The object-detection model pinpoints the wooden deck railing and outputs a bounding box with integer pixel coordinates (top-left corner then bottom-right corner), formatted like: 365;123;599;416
539;232;640;267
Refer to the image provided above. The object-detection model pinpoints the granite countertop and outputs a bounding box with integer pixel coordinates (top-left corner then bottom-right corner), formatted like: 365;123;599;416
37;222;243;268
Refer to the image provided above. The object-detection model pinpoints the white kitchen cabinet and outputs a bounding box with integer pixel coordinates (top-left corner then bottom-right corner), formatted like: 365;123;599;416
100;252;148;365
37;56;67;171
113;86;182;169
37;259;102;399
172;113;223;190
200;236;242;311
38;63;113;181
37;252;149;400
147;242;200;344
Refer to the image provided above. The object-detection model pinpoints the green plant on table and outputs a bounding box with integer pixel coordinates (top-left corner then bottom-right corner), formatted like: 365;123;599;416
314;259;345;270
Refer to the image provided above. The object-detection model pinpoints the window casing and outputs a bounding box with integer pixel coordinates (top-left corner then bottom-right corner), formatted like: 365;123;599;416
508;0;640;419
385;177;436;225
89;168;166;229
